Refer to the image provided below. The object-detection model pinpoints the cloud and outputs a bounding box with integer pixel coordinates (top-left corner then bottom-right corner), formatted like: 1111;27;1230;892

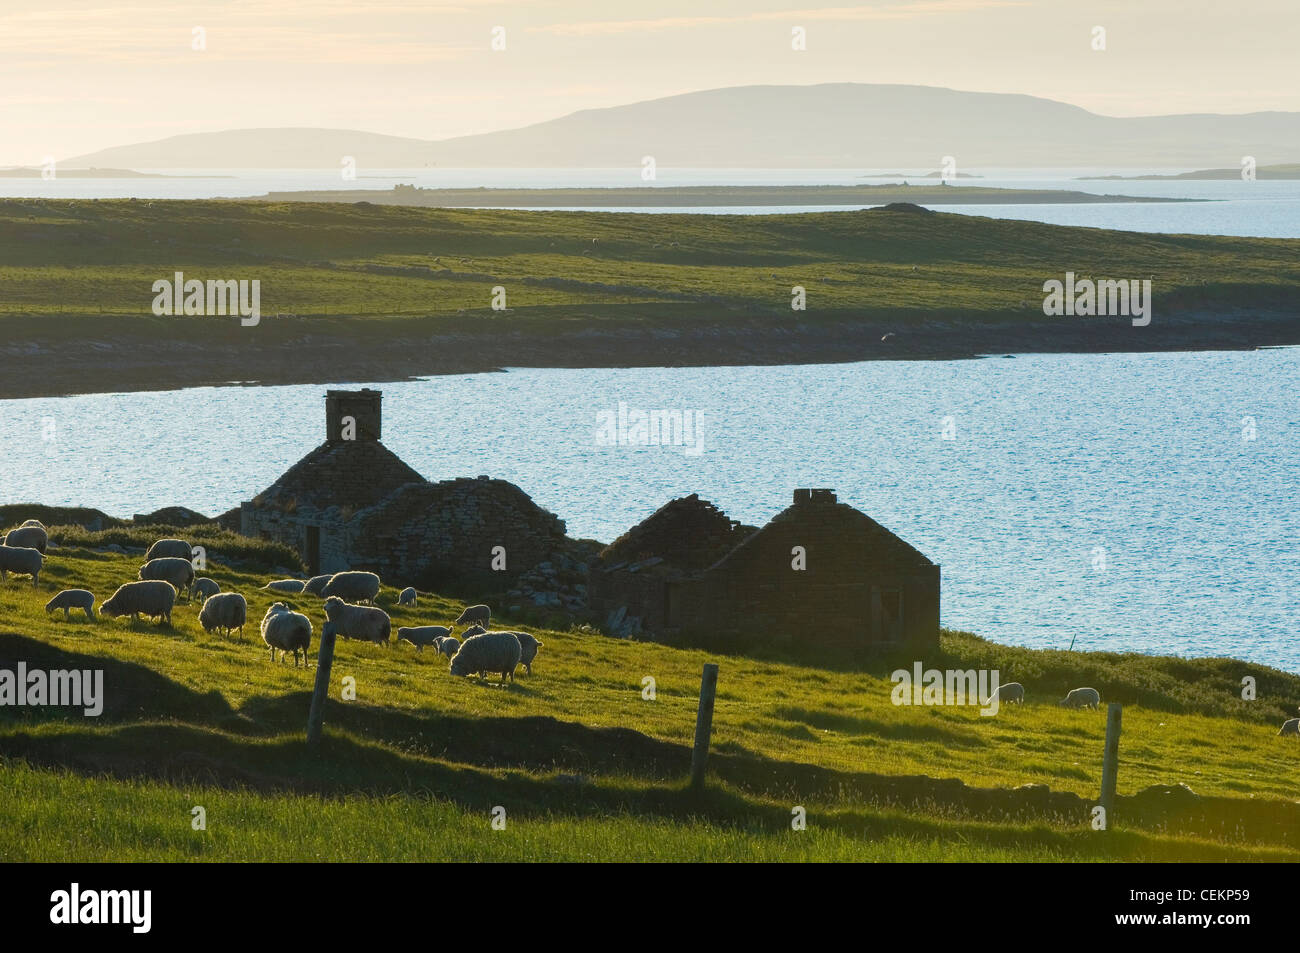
531;1;1027;37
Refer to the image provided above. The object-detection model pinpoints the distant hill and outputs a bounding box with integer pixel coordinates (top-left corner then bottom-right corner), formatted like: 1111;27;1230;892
1080;163;1300;180
62;84;1300;170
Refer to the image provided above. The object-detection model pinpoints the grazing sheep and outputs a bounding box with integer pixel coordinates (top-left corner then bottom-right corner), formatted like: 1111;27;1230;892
993;682;1025;705
45;589;95;621
199;592;247;639
449;630;521;683
1058;687;1101;710
4;525;47;554
460;624;487;639
434;636;460;659
100;580;177;624
138;557;195;599
303;574;332;596
398;587;417;606
20;519;47;530
455;604;491;628
1279;718;1300;736
397;624;451;652
192;577;220;602
146;538;192;561
260;603;312;665
508;631;544;675
322;595;391;645
320;571;381;604
0;544;43;587
263;579;306;593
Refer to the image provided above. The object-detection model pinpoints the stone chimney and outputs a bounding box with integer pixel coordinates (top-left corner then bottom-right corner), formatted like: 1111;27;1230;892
325;389;382;442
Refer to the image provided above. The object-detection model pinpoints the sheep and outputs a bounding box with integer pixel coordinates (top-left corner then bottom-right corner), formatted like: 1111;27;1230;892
435;636;460;659
20;519;47;530
192;577;220;602
199;592;247;639
45;589;96;621
398;586;417;606
322;595;391;645
455;604;491;628
460;624;487;639
1279;718;1300;736
263;579;306;593
993;682;1025;705
397;624;451;652
260;603;312;665
1058;687;1101;709
303;574;332;596
0;544;43;587
138;557;195;599
4;525;47;554
100;580;177;624
145;538;192;561
320;571;381;604
507;630;544;675
449;630;521;683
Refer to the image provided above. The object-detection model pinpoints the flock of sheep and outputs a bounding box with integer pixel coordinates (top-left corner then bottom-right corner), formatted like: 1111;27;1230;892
991;683;1101;709
3;524;543;682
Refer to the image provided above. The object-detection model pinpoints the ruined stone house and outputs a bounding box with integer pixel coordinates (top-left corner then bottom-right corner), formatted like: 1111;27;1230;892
240;389;570;590
588;489;940;656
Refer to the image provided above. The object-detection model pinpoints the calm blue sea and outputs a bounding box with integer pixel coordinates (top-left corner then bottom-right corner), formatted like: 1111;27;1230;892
3;349;1297;670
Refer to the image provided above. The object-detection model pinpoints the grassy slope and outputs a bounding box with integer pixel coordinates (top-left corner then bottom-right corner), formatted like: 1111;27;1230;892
2;199;1297;328
2;544;1299;861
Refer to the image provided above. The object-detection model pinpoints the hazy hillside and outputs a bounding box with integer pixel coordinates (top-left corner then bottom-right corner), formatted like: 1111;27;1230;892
63;84;1300;170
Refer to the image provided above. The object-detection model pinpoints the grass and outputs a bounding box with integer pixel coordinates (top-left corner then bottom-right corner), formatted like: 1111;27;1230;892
3;544;1300;861
2;199;1297;327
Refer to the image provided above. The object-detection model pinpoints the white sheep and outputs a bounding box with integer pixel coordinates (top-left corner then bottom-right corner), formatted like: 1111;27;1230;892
100;580;177;624
20;519;47;530
45;589;96;621
397;624;450;652
449;630;521;682
139;557;195;599
199;592;247;639
460;624;487;639
398;587;417;606
435;636;460;659
1058;687;1101;709
303;574;332;596
1279;718;1300;736
263;579;306;593
323;595;391;645
454;604;491;628
260;602;312;665
320;571;381;604
4;525;47;554
0;544;43;587
994;682;1025;705
192;577;221;602
146;538;193;561
506;630;544;675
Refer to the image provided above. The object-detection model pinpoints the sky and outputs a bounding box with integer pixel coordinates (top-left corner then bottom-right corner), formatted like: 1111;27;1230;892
3;0;1298;165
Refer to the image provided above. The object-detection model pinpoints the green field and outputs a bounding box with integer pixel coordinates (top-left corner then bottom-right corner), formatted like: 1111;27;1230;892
3;198;1298;323
2;541;1298;861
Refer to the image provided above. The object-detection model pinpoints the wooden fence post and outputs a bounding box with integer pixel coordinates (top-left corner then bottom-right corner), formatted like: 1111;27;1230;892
689;663;719;791
1099;702;1122;828
306;626;338;746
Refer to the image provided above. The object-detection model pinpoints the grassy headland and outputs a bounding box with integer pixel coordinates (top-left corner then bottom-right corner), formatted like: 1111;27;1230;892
1;199;1298;398
1;542;1299;861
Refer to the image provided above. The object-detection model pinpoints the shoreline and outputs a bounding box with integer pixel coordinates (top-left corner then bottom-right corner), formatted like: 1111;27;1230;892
3;308;1295;400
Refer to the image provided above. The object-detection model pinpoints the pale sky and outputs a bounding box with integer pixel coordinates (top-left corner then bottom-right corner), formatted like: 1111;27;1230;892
3;0;1298;165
